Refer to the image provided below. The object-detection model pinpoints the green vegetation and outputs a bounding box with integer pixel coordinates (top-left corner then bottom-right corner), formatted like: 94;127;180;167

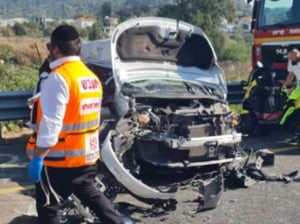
0;42;40;132
0;63;38;91
0;44;13;61
0;20;104;40
219;39;250;62
219;38;251;78
0;42;40;91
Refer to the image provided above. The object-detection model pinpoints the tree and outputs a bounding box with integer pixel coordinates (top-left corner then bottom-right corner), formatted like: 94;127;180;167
156;0;192;23
100;2;112;18
78;27;89;40
12;23;27;36
88;19;104;40
25;21;42;37
156;0;236;55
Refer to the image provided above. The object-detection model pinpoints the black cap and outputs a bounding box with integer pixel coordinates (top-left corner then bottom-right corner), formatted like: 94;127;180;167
51;24;79;42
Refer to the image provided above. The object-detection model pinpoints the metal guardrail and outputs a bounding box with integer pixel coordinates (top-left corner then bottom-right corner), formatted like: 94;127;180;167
0;82;245;122
0;90;32;121
227;81;245;105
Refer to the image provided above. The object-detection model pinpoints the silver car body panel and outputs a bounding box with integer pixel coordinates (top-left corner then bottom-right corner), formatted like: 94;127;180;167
101;130;176;200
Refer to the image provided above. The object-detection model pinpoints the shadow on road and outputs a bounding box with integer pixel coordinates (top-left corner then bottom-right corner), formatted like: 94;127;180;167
8;215;37;224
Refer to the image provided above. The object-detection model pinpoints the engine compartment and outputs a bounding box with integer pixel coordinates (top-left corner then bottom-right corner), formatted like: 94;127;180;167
106;96;242;174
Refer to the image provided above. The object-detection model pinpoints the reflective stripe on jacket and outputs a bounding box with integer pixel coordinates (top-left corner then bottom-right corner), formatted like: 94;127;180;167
26;60;102;168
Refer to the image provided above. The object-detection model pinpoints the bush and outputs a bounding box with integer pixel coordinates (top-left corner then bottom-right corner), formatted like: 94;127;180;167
0;63;38;91
13;47;43;66
219;39;250;62
0;37;50;92
0;44;14;62
0;27;14;37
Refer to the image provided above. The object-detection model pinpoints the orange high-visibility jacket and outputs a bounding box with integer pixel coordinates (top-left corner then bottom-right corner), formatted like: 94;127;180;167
27;60;102;168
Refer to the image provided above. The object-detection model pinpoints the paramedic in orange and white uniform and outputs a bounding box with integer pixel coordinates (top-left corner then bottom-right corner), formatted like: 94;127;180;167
26;24;131;224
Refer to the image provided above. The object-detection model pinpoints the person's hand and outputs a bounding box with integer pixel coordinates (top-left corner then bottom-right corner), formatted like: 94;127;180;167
28;156;44;183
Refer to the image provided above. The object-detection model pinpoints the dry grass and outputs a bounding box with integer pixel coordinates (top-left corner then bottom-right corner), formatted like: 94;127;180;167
0;37;49;65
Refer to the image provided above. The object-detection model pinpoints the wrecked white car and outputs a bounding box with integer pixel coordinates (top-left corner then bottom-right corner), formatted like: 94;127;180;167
81;17;244;210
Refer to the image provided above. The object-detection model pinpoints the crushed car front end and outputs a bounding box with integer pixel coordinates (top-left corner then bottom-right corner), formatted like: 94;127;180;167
97;17;244;204
103;92;242;172
107;16;242;169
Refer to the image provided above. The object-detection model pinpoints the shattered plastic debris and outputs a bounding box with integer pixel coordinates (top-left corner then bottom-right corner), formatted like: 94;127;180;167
224;148;298;188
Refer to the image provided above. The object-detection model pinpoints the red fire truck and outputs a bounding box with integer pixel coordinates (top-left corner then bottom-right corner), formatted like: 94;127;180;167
249;0;300;75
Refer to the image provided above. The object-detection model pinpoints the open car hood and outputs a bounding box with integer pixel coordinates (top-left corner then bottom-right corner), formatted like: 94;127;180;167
111;17;227;100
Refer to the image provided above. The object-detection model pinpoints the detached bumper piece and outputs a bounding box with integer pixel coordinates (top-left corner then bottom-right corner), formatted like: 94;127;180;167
195;172;224;212
101;130;177;206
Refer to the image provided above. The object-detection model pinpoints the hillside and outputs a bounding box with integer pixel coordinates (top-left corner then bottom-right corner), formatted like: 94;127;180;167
0;0;251;20
0;0;170;19
0;0;110;19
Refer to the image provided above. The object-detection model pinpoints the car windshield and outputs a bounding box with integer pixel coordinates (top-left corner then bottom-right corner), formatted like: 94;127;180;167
121;79;222;98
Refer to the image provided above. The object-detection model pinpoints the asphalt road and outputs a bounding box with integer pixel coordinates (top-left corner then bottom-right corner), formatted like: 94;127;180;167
1;129;300;224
